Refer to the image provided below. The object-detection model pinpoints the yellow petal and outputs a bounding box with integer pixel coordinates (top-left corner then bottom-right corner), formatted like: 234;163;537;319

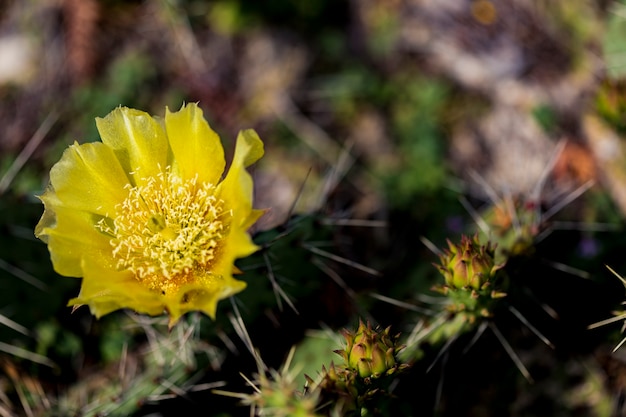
242;208;267;230
95;107;169;185
69;258;164;318
165;103;225;185
209;129;264;283
210;224;260;283
236;129;265;168
43;142;129;215
36;205;114;276
164;276;247;326
217;129;264;221
35;141;128;277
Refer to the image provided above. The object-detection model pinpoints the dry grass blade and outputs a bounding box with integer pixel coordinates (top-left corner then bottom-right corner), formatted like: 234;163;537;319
316;141;355;210
147;376;188;401
462;321;489;355
229;299;266;371
320;218;386;227
540;258;591;279
508;305;554;348
0;111;58;195
0;314;30;337
419;236;444;257
188;381;227;392
216;328;239;355
0;405;14;417
458;196;491;236
304;244;381;276
404;314;447;351
587;313;626;330
311;257;359;301
0;342;55;368
468;169;502;207
529;139;566;203
426;333;458;374
587;266;626;351
541;180;594;222
285;167;312;223
0;259;47;291
370;292;436;315
263;251;298;314
522;287;559;320
1;359;50;417
606;264;626;288
612;336;626;352
278;96;341;167
434;349;449;413
489;322;533;383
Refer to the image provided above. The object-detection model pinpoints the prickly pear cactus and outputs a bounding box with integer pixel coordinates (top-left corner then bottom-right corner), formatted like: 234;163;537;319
224;351;324;417
308;321;410;416
434;235;507;321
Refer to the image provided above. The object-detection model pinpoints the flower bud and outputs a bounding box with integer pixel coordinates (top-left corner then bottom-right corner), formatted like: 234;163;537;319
339;321;400;378
436;235;502;291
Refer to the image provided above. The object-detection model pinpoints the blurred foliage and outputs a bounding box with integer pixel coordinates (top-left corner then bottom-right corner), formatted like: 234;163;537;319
532;104;559;135
603;0;626;79
385;76;449;205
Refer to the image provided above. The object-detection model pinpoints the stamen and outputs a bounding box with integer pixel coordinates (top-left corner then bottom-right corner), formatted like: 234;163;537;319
99;167;231;295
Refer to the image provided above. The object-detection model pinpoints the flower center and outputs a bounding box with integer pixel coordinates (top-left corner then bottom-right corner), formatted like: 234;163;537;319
97;167;230;295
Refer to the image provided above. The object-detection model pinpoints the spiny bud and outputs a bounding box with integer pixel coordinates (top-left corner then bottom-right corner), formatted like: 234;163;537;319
436;234;503;291
315;362;358;400
230;364;322;417
336;321;403;379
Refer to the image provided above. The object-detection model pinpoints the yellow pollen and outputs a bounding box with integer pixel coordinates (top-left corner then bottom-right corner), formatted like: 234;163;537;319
97;167;231;294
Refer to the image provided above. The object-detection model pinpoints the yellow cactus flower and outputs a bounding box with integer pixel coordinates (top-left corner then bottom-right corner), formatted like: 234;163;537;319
35;103;265;326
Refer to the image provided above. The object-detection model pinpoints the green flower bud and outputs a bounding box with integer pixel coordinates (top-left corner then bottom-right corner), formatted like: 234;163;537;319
338;321;400;378
370;346;393;376
436;235;503;291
